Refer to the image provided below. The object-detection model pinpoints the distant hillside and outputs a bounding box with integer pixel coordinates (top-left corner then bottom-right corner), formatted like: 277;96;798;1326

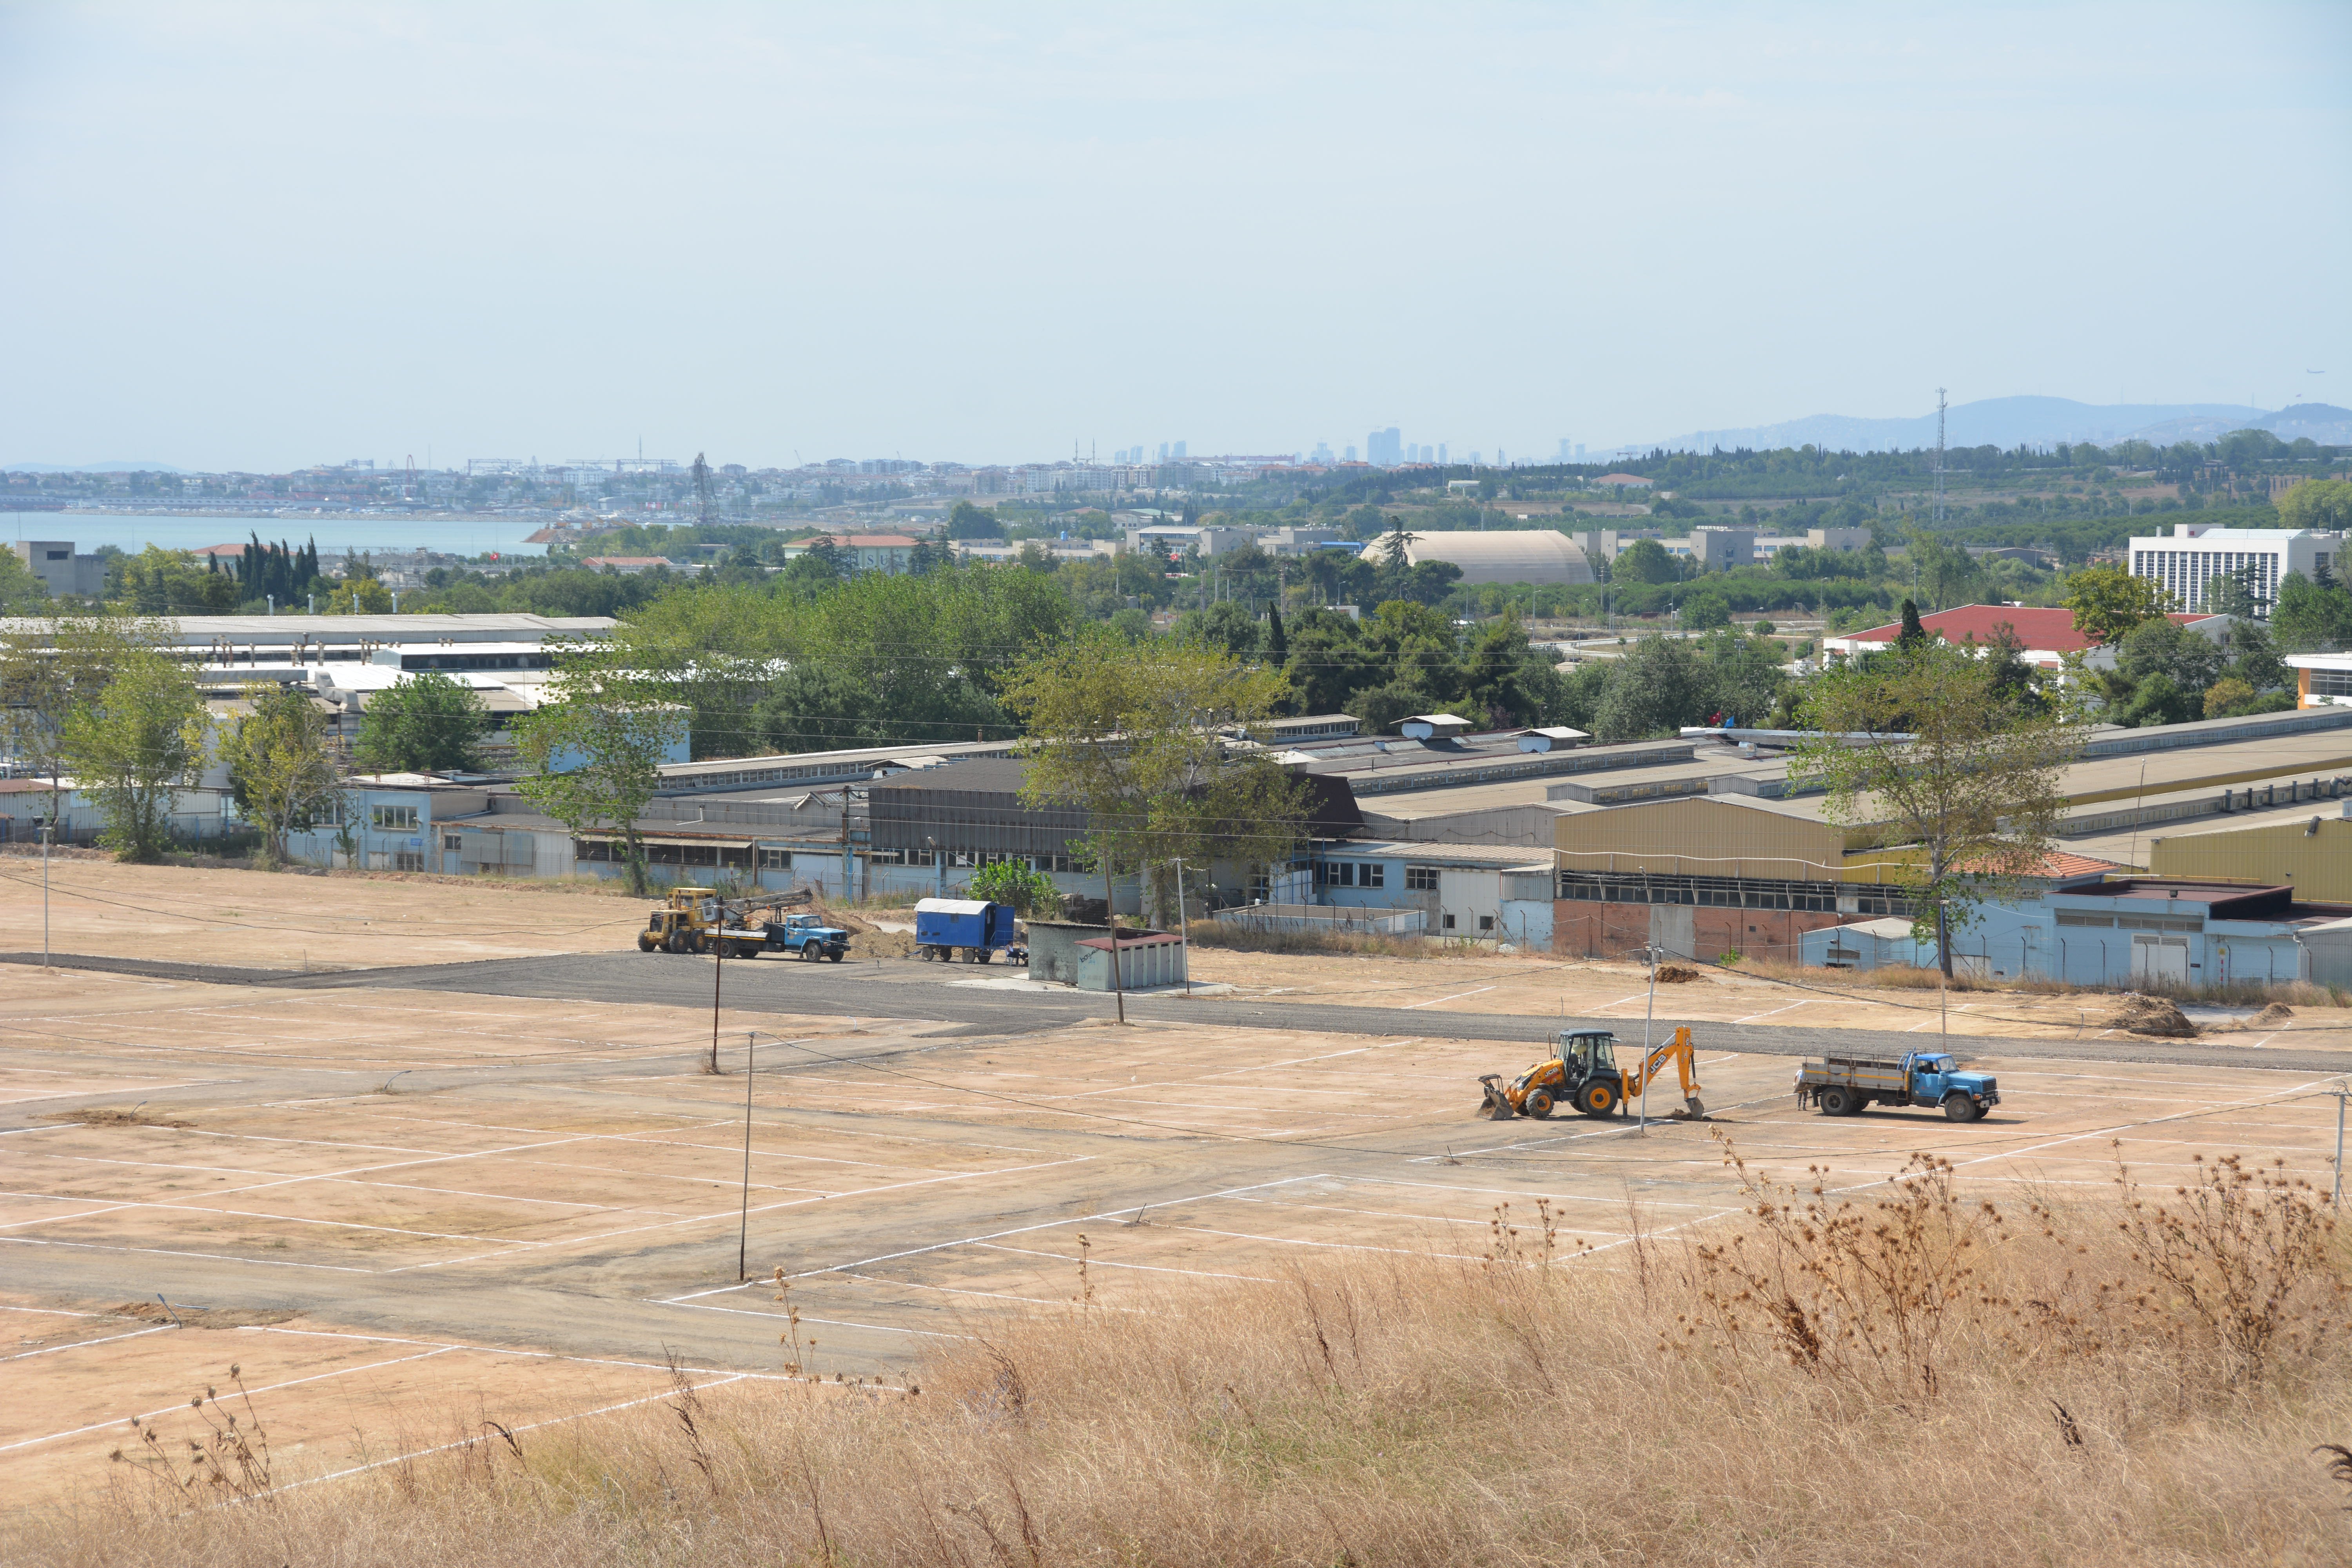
1637;396;2352;455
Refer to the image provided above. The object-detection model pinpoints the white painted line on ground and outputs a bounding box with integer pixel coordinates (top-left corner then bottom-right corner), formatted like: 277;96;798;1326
1168;1224;1486;1263
0;1234;373;1274
0;1324;178;1362
0;1345;462;1455
256;1375;757;1497
975;1242;1278;1283
661;1174;1330;1302
1403;986;1497;1011
1732;1000;1814;1024
661;1300;965;1337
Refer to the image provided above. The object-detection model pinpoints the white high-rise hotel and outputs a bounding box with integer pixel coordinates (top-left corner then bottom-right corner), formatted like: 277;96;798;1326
2127;524;2342;613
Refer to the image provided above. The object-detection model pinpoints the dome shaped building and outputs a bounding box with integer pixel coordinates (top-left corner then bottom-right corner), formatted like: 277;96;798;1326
1355;530;1595;585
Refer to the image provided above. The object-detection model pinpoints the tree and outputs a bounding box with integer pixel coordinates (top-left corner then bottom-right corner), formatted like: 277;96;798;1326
114;546;239;614
1903;529;1982;611
0;614;147;848
326;574;394;613
946;501;998;541
2271;570;2352;653
2063;563;2168;645
2279;478;2352;533
1613;538;1677;584
220;681;343;865
1680;590;1731;630
1374;514;1417;571
1896;598;1928;649
2200;568;2264;620
969;859;1062;917
1265;604;1289;662
1593;635;1708;741
1791;639;2085;976
355;671;492;775
1000;625;1307;1017
0;546;49;613
512;688;677;895
58;647;208;861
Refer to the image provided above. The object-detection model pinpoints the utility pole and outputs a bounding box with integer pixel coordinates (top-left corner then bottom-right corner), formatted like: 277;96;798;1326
708;913;725;1073
1932;388;1948;526
1172;858;1192;996
1639;940;1658;1133
41;815;51;969
739;1031;756;1281
2332;1078;2348;1209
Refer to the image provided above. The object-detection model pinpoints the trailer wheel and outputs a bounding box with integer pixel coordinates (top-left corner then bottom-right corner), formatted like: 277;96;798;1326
1817;1086;1857;1117
1523;1089;1554;1120
1944;1095;1982;1123
976;949;993;965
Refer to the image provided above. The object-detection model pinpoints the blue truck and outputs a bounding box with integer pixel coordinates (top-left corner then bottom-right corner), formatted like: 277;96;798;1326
1795;1051;2000;1122
913;897;1020;964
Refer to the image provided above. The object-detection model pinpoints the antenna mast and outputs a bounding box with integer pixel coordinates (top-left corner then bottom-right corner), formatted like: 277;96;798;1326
1931;388;1947;525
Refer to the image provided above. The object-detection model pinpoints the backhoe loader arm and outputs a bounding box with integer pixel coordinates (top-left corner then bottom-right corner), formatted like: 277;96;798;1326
1624;1026;1708;1118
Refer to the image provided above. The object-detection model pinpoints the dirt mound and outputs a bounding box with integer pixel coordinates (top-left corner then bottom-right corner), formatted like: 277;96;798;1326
2109;994;2200;1037
2244;1003;2296;1029
1653;964;1706;984
38;1107;192;1129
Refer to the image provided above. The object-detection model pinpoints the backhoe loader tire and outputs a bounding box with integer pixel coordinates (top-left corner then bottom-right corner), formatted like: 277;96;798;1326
1578;1081;1620;1118
664;931;688;955
1944;1095;1982;1123
1523;1089;1554;1120
637;931;657;952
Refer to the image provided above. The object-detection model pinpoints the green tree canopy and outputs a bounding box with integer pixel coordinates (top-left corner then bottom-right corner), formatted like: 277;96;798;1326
2062;563;2169;645
355;671;492;775
1613;538;1677;584
1791;639;2086;975
2280;478;2352;533
59;647;208;861
220;681;344;864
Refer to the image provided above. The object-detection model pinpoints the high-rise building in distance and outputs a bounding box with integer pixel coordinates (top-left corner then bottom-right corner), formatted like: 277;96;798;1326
1367;427;1402;466
1344;445;1359;462
1172;440;1187;460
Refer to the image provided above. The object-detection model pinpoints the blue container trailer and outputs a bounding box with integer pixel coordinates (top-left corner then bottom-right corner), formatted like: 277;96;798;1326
914;897;1020;964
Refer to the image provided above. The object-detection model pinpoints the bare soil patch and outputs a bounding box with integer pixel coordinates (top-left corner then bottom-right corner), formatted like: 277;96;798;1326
2109;993;2200;1037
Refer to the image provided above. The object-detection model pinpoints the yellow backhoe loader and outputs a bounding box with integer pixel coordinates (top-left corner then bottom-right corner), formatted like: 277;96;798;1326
1477;1025;1708;1121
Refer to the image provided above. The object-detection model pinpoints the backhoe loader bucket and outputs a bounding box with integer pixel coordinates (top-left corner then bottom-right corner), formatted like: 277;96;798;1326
1476;1074;1516;1120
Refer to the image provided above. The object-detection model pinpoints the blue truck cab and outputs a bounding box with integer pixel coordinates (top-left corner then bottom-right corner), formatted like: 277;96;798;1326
913;897;1020;964
1795;1051;2001;1122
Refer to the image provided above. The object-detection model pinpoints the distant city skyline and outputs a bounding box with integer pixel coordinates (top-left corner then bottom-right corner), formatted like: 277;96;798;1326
1;4;2344;472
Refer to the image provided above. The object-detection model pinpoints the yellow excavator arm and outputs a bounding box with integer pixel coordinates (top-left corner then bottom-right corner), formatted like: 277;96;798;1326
1622;1025;1706;1117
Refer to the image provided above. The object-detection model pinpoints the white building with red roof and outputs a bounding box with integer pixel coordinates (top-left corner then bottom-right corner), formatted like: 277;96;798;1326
1821;604;2228;671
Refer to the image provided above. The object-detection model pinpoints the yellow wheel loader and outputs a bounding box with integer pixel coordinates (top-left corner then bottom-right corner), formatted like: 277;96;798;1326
1478;1025;1708;1121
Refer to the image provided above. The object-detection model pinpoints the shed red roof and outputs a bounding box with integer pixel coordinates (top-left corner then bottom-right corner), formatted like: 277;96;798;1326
1835;605;2220;653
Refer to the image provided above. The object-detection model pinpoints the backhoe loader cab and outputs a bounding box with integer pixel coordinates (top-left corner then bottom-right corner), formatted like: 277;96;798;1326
636;887;722;954
1478;1025;1708;1122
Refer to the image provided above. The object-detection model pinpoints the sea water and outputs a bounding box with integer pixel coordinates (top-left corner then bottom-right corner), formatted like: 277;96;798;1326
4;512;552;558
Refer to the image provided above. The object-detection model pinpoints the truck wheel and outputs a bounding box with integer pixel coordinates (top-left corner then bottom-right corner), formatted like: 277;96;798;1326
637;931;656;952
1944;1095;1982;1123
1578;1081;1619;1118
800;944;820;962
827;949;844;963
1818;1087;1855;1116
1523;1089;1554;1120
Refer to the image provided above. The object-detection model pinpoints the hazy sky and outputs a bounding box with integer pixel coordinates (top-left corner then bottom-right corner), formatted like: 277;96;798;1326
3;2;2347;471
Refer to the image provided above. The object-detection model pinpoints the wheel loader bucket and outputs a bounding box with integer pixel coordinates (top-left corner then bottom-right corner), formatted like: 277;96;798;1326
1476;1074;1516;1120
1680;1095;1708;1120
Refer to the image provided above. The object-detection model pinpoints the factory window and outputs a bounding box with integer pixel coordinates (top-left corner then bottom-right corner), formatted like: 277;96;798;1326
761;848;793;869
1405;866;1441;891
2311;670;2352;698
392;850;425;873
1443;913;1457;930
443;834;462;852
369;804;419;831
1359;864;1385;888
1477;915;1495;932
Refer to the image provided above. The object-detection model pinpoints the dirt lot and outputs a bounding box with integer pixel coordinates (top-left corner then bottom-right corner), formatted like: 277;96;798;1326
4;863;2348;1512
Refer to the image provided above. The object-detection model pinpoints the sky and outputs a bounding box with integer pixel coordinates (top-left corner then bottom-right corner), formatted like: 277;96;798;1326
2;2;2347;472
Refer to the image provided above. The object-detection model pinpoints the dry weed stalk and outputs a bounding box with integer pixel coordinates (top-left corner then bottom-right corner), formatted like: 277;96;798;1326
2111;1143;2342;1387
1694;1137;2005;1412
109;1363;274;1505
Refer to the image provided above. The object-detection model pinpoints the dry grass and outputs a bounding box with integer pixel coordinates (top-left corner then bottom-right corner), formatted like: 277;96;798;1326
1186;921;1446;958
1731;953;2350;1008
34;1107;192;1130
14;1140;2349;1566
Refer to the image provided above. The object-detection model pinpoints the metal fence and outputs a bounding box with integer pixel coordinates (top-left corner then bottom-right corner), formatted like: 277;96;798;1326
1212;903;1427;936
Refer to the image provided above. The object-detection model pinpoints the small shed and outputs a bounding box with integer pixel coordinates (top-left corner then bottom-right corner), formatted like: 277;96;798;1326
1515;726;1591;753
1025;919;1113;985
1074;929;1188;992
1399;713;1472;741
